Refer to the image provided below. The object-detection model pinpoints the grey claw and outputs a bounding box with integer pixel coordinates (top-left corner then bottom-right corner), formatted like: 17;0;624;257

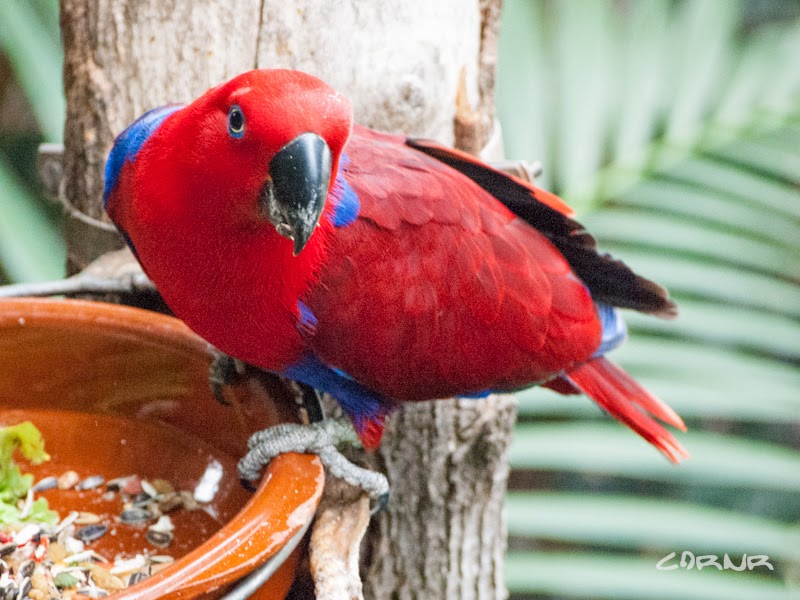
372;491;390;515
238;419;390;507
239;478;258;493
318;446;389;507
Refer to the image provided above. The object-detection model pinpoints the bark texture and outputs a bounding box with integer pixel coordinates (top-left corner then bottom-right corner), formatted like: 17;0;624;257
364;397;516;600
60;1;514;597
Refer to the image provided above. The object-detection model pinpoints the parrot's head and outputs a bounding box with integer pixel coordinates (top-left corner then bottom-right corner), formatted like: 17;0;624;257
176;69;353;255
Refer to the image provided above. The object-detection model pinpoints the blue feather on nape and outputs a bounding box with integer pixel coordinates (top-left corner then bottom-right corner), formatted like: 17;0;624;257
103;105;183;205
593;302;628;357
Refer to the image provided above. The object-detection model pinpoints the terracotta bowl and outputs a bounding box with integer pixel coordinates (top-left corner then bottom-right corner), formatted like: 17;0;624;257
0;298;324;599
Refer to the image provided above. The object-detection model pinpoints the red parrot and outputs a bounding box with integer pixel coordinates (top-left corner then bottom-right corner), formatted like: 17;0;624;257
104;69;687;462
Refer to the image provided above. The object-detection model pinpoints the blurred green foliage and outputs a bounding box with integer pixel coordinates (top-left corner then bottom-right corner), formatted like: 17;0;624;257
0;0;65;283
497;1;800;598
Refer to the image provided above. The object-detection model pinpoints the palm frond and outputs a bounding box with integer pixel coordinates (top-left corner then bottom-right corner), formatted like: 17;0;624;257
498;1;800;597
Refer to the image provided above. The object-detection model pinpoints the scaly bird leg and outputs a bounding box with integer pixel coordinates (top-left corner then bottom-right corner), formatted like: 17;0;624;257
239;417;390;513
207;354;390;511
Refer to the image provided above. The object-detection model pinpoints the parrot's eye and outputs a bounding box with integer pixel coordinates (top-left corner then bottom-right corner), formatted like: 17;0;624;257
228;105;245;138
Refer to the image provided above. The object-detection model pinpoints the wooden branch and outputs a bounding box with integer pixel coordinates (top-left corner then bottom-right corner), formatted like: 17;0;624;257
310;476;371;600
454;0;503;155
0;249;155;299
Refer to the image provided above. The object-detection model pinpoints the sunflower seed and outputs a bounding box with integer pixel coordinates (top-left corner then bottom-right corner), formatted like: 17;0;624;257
0;544;15;559
75;525;107;543
76;475;105;491
18;559;34;579
15;576;30;600
145;529;172;548
131;492;152;507
127;571;149;586
77;586;107;598
31;477;57;493
119;508;151;525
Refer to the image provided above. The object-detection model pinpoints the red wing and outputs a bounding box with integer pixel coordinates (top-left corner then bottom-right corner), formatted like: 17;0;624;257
407;137;677;318
303;129;601;400
406;137;576;217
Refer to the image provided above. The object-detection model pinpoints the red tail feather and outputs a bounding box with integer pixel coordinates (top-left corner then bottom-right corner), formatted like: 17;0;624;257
358;417;386;451
566;357;689;463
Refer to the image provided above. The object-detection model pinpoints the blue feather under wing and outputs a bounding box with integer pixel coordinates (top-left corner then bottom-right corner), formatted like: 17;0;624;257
459;389;492;399
593;301;628;357
296;300;318;337
329;154;360;228
281;353;394;439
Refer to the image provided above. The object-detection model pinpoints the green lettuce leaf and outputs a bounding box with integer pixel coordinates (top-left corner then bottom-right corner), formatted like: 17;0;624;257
0;422;57;525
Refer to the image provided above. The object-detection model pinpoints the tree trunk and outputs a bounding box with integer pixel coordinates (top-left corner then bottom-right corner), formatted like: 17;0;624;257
364;397;515;600
59;1;514;597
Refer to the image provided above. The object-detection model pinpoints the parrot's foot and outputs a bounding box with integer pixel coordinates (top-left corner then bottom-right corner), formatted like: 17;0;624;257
238;419;390;513
208;350;247;405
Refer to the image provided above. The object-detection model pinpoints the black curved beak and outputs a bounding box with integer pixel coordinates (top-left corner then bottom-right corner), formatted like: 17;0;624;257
261;133;332;255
